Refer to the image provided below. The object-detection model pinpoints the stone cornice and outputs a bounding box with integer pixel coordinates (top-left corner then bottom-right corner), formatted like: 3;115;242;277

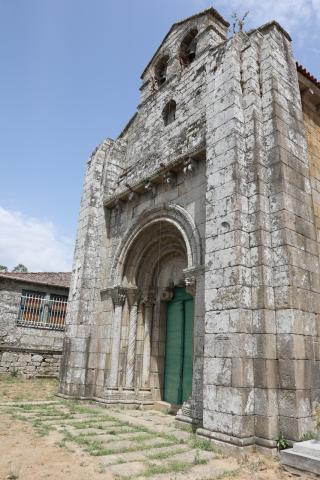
104;148;205;209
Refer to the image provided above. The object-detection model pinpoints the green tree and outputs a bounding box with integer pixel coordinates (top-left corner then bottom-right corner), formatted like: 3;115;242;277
0;265;8;272
12;264;28;273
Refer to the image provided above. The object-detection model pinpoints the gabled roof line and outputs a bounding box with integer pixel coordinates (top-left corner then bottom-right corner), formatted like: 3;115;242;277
140;7;229;79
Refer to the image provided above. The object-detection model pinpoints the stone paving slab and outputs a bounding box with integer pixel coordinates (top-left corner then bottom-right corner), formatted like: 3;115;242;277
99;445;191;466
109;461;146;477
93;435;172;450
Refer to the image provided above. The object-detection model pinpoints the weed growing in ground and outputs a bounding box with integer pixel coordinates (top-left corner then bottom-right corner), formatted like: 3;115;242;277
7;473;19;480
215;469;242;479
146;447;189;460
193;449;207;465
142;460;190;477
190;435;213;451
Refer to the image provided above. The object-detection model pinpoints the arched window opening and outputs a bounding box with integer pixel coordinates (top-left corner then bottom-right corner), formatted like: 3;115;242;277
180;29;198;68
155;55;169;86
163;100;176;126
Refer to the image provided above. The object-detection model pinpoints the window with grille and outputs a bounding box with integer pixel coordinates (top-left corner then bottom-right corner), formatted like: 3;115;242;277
17;290;67;330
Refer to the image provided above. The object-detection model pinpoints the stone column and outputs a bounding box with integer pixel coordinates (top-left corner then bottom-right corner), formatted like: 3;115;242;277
125;288;140;389
108;286;126;388
141;292;155;389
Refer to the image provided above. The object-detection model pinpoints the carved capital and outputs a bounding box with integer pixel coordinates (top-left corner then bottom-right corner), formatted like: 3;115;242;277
105;286;126;306
142;291;156;307
126;287;141;307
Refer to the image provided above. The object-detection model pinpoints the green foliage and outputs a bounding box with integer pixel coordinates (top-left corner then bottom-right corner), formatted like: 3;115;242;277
0;265;8;272
190;434;213;451
193;449;207;465
7;474;19;480
301;430;318;441
275;432;289;451
231;11;249;33
12;264;28;273
143;460;190;477
315;407;320;432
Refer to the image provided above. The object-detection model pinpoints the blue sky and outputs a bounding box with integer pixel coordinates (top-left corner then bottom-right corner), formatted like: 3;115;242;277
0;0;319;271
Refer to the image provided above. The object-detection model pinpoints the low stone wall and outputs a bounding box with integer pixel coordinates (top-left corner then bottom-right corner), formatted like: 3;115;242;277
0;347;62;378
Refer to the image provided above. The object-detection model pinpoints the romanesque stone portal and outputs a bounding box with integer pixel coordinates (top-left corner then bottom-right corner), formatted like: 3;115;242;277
59;7;320;451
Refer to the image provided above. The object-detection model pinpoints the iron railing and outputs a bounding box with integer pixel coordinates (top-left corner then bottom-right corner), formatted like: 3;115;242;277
17;294;67;330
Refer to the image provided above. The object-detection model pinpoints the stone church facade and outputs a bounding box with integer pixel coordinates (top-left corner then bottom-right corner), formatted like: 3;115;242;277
59;8;320;451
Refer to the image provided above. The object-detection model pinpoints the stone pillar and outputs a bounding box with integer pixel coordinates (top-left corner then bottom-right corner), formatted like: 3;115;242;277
108;286;126;388
141;292;155;389
125;288;140;389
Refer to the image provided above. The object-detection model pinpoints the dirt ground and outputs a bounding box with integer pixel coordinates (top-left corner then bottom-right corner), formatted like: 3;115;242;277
0;374;58;402
0;375;317;480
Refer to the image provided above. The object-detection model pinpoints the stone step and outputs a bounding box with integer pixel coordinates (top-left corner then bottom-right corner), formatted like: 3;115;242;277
293;439;320;458
281;448;320;475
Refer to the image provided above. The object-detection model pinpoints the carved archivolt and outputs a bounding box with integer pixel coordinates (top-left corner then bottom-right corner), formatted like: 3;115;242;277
110;204;202;288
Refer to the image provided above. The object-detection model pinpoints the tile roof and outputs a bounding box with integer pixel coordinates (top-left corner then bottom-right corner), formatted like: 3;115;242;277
297;62;320;89
0;272;71;289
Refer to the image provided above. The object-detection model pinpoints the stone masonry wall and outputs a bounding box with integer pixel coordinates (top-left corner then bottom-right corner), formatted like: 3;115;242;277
60;7;320;449
0;350;61;378
0;279;65;378
304;105;320;242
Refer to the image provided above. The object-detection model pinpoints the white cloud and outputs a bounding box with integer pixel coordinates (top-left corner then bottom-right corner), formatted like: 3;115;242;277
0;207;74;272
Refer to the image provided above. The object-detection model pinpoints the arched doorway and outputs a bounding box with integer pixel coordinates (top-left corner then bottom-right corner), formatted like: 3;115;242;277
121;219;192;403
107;205;202;413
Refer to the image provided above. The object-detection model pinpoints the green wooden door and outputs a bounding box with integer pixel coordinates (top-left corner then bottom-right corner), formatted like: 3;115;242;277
163;288;193;405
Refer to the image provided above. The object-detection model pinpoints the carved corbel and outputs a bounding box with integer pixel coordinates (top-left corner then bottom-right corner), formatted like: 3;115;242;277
144;181;157;197
128;190;139;203
183;158;197;176
114;199;124;215
163;172;176;186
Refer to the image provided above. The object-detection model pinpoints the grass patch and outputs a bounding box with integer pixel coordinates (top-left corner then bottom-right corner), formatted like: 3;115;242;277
301;430;318;441
216;468;242;479
142;460;190;477
190;435;214;451
193;449;208;465
32;419;55;436
0;375;58;401
146;447;190;460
